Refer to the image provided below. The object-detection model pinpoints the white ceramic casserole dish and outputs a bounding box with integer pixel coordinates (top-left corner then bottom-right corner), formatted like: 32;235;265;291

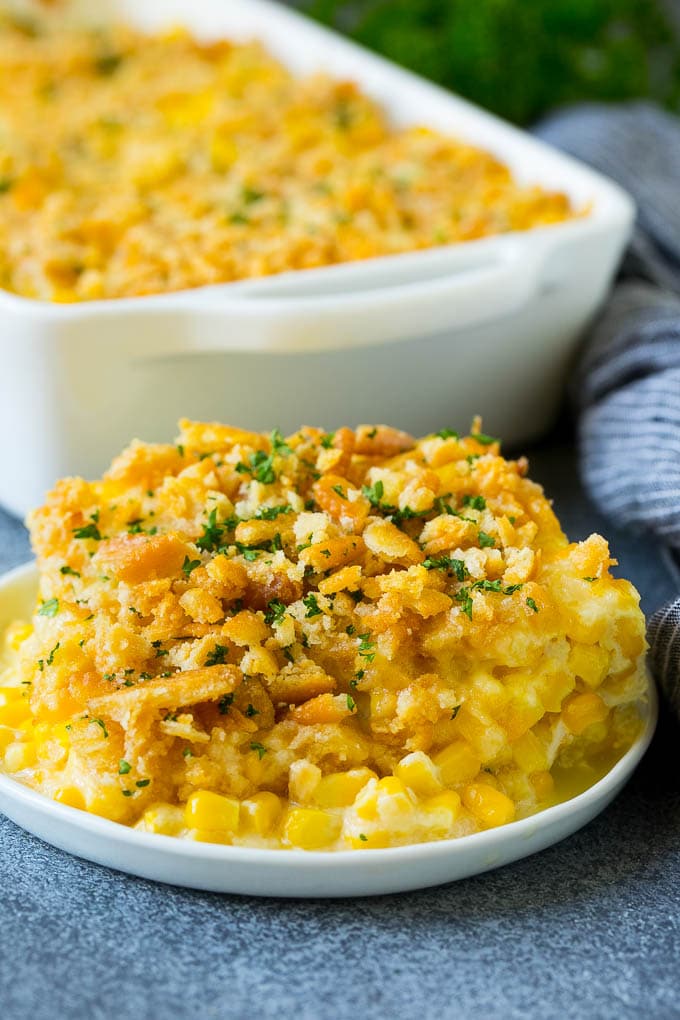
0;0;634;517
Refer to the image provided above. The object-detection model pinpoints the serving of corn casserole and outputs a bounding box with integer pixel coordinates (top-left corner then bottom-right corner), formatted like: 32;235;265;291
0;13;576;302
0;420;647;850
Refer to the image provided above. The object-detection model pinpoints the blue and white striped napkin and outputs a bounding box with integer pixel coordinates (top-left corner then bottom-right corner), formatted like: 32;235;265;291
537;102;680;717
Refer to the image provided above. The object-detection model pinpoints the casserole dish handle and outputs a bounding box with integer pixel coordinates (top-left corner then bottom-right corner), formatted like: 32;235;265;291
137;238;549;356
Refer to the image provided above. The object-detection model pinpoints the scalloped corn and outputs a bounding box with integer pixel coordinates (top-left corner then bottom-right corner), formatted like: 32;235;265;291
0;420;646;850
0;14;575;302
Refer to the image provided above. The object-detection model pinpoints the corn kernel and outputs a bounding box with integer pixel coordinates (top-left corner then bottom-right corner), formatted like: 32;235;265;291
185;790;240;833
346;829;390;849
312;768;377;809
288;759;321;804
53;786;86;810
6;621;32;651
4;740;36;771
140;803;185;836
512;730;548;774
531;771;555;800
462;783;516;828
433;740;481;786
423;790;461;832
395;752;443;798
562;692;609;735
568;643;610;689
0;725;18;753
241;792;282;836
0;699;30;727
283;807;341;849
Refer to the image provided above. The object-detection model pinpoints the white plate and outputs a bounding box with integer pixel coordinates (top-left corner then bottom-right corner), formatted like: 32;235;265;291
0;562;657;897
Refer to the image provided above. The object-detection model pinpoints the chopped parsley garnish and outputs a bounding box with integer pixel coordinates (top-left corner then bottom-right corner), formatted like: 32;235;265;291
135;779;150;788
583;576;597;582
362;479;384;506
196;508;225;552
176;444;185;457
450;705;461;720
182;556;201;578
250;741;267;759
332;484;347;499
359;833;368;842
121;789;134;797
205;644;229;667
243;186;265;205
235;543;261;562
218;693;234;714
320;432;335;449
38;597;59;618
46;641;60;665
59;565;80;578
526;597;540;613
183;747;194;759
422;556;468;581
435;428;459;440
366;427;378;439
358;633;376;662
471;432;499;446
118;759;131;775
256;504;292;521
462;494;486;511
346;624;355;635
346;694;356;711
245;704;260;718
303;593;322;618
93;718;108;739
265;601;287;626
455;588;474;620
478;531;495;548
73;518;103;542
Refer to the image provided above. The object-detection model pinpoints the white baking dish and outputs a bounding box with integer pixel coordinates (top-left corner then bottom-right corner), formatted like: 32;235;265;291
0;0;634;517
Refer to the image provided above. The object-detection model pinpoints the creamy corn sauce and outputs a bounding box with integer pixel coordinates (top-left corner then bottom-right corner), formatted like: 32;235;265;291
0;420;646;850
0;14;576;302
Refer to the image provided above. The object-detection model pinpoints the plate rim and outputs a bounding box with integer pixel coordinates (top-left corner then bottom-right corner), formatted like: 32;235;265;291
0;560;658;876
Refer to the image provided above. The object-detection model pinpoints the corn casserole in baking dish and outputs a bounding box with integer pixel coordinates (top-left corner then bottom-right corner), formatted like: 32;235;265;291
0;420;646;850
0;14;577;302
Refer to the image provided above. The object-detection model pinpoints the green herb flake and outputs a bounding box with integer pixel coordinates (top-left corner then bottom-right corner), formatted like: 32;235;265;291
455;588;474;620
38;597;59;618
245;704;260;718
197;508;225;553
265;601;287;626
118;759;131;775
183;747;194;759
435;428;459;440
583;576;597;583
250;741;267;760
422;556;468;581
205;644;229;667
471;432;499;446
332;484;347;499
358;632;376;662
218;693;235;715
526;597;540;613
303;593;323;618
136;779;150;788
450;705;461;720
361;479;384;507
256;504;292;521
320;432;335;449
359;833;368;842
462;494;487;511
60;565;80;578
121;789;134;797
93;718;108;739
346;694;356;711
182;555;201;578
478;531;495;548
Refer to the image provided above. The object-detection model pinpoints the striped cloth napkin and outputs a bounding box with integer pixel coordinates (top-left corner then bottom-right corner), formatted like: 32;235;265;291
536;102;680;717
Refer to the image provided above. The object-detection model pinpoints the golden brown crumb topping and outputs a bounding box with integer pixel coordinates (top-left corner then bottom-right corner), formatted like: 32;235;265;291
0;16;575;301
0;420;646;850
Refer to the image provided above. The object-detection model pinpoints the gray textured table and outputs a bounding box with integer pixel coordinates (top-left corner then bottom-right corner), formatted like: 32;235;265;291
2;444;679;1020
